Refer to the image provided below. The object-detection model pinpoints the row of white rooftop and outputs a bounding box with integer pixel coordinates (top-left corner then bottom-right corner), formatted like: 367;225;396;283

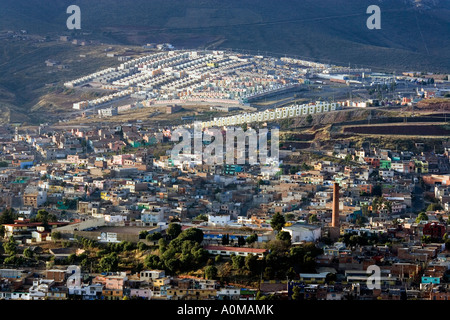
200;101;343;128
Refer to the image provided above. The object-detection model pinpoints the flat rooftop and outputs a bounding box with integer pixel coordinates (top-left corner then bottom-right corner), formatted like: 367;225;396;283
85;226;159;235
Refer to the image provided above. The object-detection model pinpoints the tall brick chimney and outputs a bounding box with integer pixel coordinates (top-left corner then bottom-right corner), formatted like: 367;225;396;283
332;182;339;228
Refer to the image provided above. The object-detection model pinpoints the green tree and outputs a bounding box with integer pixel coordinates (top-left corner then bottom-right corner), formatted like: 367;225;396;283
372;196;383;213
192;247;208;265
231;255;245;269
416;212;429;223
23;248;34;259
145;254;162;269
237;236;246;247
139;230;149;239
264;267;274;280
344;153;353;163
245;233;258;245
137;242;148;252
222;234;230;245
276;231;292;244
0;208;16;225
292;286;302;300
164;258;181;274
195;214;208;221
306;114;313;125
67;253;77;265
4;255;25;267
35;210;57;229
98;253;119;272
177;228;204;244
51;231;62;241
167;223;182;239
325;273;337;284
308;214;319;224
421;235;432;244
146;232;162;241
158;238;167;253
286;267;297;280
270;212;286;232
426;203;442;211
3;236;17;256
384;200;393;214
244;254;259;274
205;265;218;280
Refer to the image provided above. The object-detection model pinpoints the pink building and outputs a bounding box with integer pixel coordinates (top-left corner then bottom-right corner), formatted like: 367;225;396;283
129;288;152;300
112;154;133;166
93;274;127;290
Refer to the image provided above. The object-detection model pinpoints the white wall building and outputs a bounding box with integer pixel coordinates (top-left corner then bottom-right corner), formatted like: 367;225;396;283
141;209;165;225
282;223;322;243
140;270;165;282
208;214;231;226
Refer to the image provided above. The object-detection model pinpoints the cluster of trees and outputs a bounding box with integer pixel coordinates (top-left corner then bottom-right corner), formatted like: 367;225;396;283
371;196;392;214
69;236;148;272
57;251;90;268
231;253;260;274
144;226;208;275
416;212;428;223
426;203;443;212
288;163;312;174
145;232;163;242
339;232;383;247
0;208;58;233
61;198;78;210
258;240;323;281
98;252;120;273
0;209;40;266
221;234;247;247
2;236;28;267
0;208;17;226
193;235;321;283
32;210;57;230
422;232;449;245
75;235;99;249
270;212;286;232
194;214;208;221
245;233;258;245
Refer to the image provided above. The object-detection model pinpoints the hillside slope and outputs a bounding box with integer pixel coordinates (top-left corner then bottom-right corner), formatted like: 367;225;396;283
0;0;449;124
0;0;449;72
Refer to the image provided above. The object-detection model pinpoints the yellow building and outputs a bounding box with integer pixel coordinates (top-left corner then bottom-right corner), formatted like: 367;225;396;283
153;277;171;288
46;288;68;300
414;160;429;174
48;185;64;193
100;191;111;201
102;288;123;300
166;288;217;300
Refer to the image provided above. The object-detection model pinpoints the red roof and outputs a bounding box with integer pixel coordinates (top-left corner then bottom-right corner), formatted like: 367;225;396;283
203;245;267;254
48;222;70;226
4;222;43;227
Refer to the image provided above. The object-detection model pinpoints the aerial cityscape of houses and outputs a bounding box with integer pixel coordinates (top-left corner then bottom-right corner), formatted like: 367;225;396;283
0;110;449;300
0;45;449;302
